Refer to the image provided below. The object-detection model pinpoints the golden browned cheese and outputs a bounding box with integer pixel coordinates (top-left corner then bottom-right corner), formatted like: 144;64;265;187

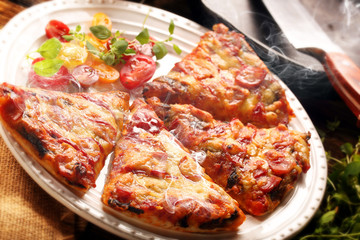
147;97;310;216
143;23;294;128
0;83;129;191
102;99;245;232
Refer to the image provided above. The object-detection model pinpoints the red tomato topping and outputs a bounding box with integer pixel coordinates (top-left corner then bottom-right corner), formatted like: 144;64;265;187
45;20;70;42
120;54;156;90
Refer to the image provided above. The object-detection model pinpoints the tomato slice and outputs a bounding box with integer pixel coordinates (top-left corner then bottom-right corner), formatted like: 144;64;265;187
92;12;112;31
91;62;119;83
71;65;99;88
57;43;88;69
45;20;70;42
120;54;156;90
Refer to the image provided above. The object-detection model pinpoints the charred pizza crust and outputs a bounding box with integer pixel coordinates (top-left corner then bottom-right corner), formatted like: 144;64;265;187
147;97;310;216
0;83;129;191
102;99;245;232
143;23;294;128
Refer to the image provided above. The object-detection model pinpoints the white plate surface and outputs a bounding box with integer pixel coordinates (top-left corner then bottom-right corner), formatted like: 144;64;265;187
0;1;327;239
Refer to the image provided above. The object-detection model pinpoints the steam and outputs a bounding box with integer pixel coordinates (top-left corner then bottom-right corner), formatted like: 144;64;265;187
343;0;360;26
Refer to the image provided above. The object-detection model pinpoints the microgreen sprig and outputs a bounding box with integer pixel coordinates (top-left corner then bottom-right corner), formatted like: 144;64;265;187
63;25;85;42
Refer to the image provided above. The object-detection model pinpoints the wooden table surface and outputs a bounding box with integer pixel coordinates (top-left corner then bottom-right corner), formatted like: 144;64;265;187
0;0;359;240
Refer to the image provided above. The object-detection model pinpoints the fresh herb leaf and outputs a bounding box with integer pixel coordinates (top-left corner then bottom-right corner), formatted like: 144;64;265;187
85;40;100;56
153;42;167;60
102;52;115;66
343;161;360;178
37;38;62;59
75;25;81;32
173;44;182;55
90;25;111;40
33;58;63;77
326;118;340;131
111;39;128;55
136;28;150;44
62;35;74;42
298;138;360;239
168;19;175;35
318;209;336;226
341;142;354;155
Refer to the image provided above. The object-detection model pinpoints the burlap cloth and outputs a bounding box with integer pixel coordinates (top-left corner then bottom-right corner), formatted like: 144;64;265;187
0;136;88;240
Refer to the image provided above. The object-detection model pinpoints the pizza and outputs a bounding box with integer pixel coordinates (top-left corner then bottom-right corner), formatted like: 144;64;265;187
0;82;129;191
102;99;246;231
0;10;314;235
147;97;310;216
143;23;294;128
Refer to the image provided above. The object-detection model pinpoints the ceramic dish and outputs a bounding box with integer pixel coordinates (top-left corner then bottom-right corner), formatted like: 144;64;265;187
0;1;327;239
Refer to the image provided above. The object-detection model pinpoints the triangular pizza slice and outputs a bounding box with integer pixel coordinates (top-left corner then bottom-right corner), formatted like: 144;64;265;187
143;23;294;128
102;99;245;232
0;83;129;191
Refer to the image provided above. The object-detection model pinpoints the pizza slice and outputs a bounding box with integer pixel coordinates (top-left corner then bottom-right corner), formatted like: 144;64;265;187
102;99;245;232
0;82;129;191
143;23;294;128
147;97;310;216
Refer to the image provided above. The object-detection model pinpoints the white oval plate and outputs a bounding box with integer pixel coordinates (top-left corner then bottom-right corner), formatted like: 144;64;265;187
0;1;327;239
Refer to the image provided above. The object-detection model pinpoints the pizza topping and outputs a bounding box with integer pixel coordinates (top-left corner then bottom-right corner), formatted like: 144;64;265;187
258;175;282;193
178;156;202;182
126;101;164;134
265;150;294;175
234;66;267;88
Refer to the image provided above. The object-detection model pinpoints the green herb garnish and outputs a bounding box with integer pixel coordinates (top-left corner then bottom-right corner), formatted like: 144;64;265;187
33;38;64;77
37;38;62;59
90;25;112;40
297;119;360;239
33;58;64;77
136;28;150;44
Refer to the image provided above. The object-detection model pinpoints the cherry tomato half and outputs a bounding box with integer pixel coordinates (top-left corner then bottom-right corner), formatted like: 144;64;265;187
92;12;112;31
92;62;120;83
120;54;156;90
72;64;99;88
57;43;88;69
45;20;70;42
